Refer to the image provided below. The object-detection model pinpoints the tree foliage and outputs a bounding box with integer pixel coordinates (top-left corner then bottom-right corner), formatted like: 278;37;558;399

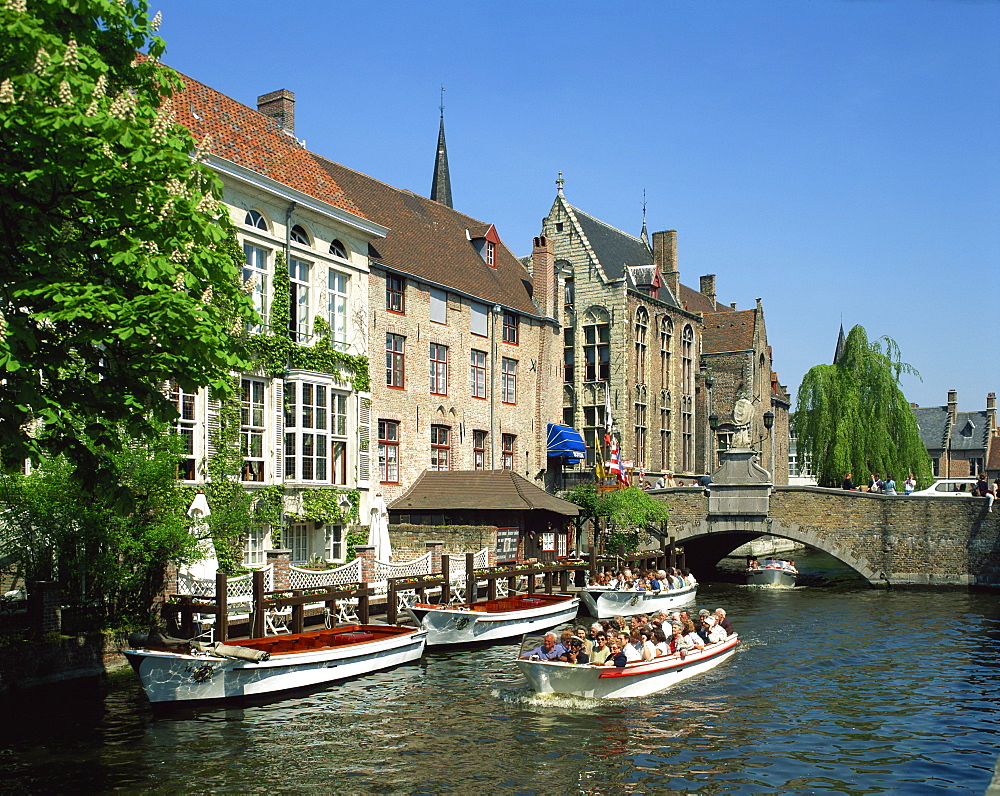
0;0;255;484
794;325;933;488
0;425;197;628
564;484;671;555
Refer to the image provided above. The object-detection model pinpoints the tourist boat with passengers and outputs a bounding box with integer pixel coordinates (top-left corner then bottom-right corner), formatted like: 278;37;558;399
578;582;697;619
517;634;739;699
404;592;581;647
745;558;798;587
123;623;427;704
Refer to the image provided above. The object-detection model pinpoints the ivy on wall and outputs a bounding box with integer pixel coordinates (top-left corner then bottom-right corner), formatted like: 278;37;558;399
242;252;370;391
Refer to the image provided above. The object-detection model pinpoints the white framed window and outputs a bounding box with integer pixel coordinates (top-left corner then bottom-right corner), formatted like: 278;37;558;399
286;522;310;564
502;433;515;471
284;380;347;483
379;420;400;483
329;239;348;259
473;430;487;470
243;243;269;332
245;209;268;230
168;381;197;480
290;224;310;245
557;532;568;558
244;525;267;567
541;532;555;552
328;270;349;351
326;524;344;562
241;377;266;482
288;257;311;342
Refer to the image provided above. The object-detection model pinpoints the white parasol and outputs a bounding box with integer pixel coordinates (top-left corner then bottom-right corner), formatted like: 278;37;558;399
368;492;392;563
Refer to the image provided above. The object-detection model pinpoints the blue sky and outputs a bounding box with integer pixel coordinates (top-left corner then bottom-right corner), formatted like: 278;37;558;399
154;0;999;412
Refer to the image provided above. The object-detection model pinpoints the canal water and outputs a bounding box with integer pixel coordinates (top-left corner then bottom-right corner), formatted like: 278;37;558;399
2;549;999;794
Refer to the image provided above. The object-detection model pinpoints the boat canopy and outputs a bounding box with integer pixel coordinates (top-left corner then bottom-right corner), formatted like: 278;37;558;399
546;423;587;461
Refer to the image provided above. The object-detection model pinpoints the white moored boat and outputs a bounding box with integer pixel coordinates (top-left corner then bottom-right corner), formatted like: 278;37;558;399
578;583;697;619
124;624;427;704
745;558;797;587
405;593;580;647
517;635;739;699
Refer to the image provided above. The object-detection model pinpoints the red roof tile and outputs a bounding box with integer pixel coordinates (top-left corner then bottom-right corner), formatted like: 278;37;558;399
702;308;757;353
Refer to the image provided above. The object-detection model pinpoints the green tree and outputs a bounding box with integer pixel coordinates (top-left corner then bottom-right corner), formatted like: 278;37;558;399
0;424;199;629
794;325;933;488
564;484;671;555
0;0;254;485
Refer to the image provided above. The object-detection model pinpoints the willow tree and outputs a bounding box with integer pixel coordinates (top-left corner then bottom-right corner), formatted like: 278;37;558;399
794;325;932;488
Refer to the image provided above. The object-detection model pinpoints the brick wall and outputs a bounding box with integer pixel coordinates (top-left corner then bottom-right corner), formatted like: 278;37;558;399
390;524;497;566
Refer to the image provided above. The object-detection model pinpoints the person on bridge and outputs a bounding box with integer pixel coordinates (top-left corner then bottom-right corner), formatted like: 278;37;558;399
842;472;856;490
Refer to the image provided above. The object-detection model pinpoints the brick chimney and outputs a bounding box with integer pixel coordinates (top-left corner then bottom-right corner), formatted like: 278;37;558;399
653;230;680;303
987;392;997;432
257;89;295;135
532;235;556;319
947;389;958;424
699;274;717;310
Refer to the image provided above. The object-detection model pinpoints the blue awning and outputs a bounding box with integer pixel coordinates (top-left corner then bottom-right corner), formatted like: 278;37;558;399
547;423;587;461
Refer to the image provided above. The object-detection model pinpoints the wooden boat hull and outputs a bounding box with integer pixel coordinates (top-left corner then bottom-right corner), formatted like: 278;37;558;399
407;594;580;646
745;568;797;587
124;624;426;704
578;584;697;618
517;635;739;699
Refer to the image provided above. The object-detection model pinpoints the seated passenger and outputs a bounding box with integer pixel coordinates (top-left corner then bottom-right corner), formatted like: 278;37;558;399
620;631;642;662
668;623;695;657
638;626;657;661
520;632;564;660
604;641;628;668
575;626;593;655
646;570;662;592
714;608;734;636
559;629;576;652
683;568;697;587
652;627;670;657
704;615;727;644
560;637;590;664
590;634;611;665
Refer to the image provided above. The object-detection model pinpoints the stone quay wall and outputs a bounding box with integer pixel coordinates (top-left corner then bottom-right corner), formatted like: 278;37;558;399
654;486;1000;587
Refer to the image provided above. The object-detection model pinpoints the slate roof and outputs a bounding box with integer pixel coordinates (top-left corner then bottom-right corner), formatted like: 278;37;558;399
912;406;991;452
388;470;580;516
568;206;686;305
315;157;542;317
169;69;365;218
702;309;757;353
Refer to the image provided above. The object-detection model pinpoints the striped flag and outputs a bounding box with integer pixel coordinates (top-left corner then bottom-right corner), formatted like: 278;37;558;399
608;438;627;485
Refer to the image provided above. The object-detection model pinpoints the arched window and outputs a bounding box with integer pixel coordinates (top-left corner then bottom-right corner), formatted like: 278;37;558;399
634;307;649;384
660;316;673;388
681;325;694;396
329;239;348;259
290;224;310;245
244;209;268;230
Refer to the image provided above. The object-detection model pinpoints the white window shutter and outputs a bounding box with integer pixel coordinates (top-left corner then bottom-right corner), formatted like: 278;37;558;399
273;378;284;482
357;393;371;486
205;397;221;461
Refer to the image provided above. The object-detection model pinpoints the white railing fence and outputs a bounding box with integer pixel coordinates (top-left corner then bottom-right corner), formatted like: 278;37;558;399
176;564;274;601
289;558;362;590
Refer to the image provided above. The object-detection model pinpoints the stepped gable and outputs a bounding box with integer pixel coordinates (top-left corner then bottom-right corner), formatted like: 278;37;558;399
388;470;579;515
314;156;540;317
702;308;757;353
169;69;364;218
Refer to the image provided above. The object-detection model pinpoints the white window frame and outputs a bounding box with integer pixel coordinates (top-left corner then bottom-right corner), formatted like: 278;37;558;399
288;257;311;342
243;243;269;332
328;269;349;351
241;377;266;482
286;522;310;564
244;525;267;567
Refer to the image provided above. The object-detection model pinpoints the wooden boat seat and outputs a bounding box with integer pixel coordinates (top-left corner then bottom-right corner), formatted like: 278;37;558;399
333;631;375;644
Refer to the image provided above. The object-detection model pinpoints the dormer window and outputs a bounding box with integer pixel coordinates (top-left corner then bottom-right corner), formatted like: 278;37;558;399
486;241;495;266
329;239;348;259
245;209;268;230
290;224;310;245
470;224;501;267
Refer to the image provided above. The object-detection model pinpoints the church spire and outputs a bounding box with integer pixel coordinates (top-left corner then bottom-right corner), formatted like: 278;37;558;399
430;87;453;208
640;189;650;247
833;323;847;364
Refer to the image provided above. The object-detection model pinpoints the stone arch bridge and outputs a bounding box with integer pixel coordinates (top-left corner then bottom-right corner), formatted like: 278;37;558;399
655;486;1000;588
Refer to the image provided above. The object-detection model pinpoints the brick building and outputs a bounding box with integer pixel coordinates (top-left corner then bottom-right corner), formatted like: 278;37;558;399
314;157;564;503
913;390;998;479
539;178;788;485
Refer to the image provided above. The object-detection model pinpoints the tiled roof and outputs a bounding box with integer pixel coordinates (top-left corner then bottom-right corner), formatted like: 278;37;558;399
988;434;1000;471
388;470;580;515
169;69;365;218
913;406;992;452
702;309;757;353
679;284;735;315
315;157;542;316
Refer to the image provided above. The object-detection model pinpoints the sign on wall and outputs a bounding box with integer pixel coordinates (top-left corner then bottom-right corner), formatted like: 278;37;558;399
495;527;519;562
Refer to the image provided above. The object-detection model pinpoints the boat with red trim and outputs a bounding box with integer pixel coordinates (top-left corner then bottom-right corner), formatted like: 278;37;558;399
516;635;739;699
405;592;580;647
124;623;427;704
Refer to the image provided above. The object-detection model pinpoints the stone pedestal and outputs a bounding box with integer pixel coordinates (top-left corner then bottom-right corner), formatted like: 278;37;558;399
708;447;772;517
354;545;376;582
